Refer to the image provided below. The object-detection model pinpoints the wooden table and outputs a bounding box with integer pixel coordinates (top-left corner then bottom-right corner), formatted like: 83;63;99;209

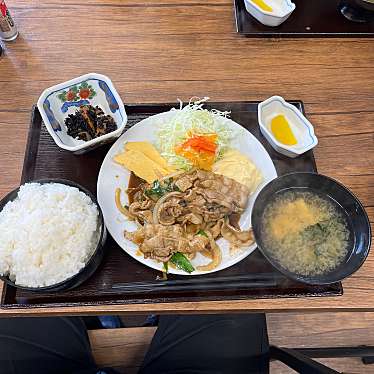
0;0;373;316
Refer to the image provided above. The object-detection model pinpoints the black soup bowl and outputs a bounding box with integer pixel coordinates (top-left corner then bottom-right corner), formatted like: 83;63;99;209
0;179;107;292
251;172;371;285
339;0;374;22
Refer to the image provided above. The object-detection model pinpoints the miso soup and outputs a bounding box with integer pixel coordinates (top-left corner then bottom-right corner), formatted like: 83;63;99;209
261;190;350;276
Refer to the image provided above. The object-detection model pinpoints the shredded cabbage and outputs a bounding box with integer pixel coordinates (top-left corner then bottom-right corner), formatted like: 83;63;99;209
156;98;237;170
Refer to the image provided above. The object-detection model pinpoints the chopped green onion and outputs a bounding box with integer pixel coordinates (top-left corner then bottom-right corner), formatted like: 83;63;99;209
144;179;176;198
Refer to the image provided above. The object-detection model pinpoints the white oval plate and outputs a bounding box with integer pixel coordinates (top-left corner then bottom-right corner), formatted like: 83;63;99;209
97;110;277;275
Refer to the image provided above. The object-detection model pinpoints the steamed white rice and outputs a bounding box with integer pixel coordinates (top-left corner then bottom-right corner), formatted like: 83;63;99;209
0;183;99;288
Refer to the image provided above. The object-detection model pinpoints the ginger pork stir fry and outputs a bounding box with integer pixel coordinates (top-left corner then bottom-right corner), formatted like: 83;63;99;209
121;170;254;273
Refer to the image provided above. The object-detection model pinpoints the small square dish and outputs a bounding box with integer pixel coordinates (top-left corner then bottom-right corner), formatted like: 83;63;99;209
37;73;127;154
258;96;318;158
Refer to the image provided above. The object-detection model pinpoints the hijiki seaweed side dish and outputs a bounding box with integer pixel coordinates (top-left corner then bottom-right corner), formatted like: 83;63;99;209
65;105;117;141
114;98;263;274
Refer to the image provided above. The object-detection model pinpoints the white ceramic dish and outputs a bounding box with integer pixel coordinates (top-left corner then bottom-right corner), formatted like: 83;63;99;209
244;0;295;27
258;96;318;158
37;73;127;154
97;110;277;275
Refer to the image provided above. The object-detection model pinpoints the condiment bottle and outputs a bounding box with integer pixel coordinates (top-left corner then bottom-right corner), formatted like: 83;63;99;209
0;1;18;42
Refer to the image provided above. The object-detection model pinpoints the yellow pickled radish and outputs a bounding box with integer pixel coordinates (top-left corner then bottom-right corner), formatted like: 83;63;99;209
252;0;273;12
270;114;297;146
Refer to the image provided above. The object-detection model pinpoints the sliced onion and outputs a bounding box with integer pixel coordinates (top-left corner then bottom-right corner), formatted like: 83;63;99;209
152;192;183;224
115;188;133;219
197;232;222;271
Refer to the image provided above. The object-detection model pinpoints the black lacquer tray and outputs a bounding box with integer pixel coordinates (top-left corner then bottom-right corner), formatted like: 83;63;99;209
1;101;342;309
234;0;374;37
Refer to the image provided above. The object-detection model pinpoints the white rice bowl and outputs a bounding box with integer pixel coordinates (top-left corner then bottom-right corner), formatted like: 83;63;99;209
0;183;99;288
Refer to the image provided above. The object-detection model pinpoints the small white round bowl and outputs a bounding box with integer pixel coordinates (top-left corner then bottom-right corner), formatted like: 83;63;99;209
37;73;127;154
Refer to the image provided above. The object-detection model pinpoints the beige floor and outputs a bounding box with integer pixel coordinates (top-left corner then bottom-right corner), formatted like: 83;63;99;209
88;312;374;373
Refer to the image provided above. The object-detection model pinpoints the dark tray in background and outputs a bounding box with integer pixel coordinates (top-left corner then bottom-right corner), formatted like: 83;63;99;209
234;0;374;37
1;102;342;309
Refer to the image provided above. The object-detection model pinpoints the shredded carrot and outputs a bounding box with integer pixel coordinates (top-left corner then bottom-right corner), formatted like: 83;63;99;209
175;133;218;170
